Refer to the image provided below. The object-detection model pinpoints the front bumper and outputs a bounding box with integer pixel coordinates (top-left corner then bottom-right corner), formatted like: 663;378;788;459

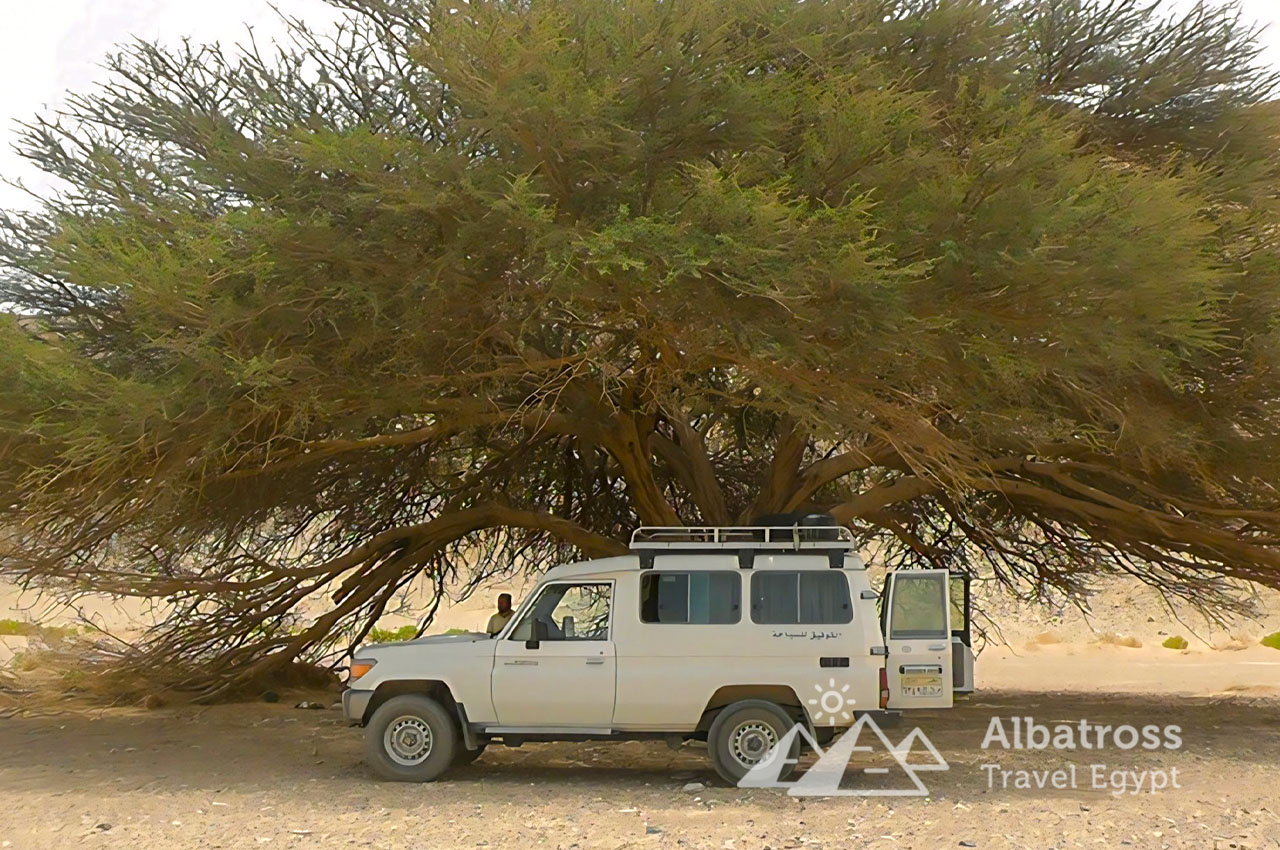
342;688;374;726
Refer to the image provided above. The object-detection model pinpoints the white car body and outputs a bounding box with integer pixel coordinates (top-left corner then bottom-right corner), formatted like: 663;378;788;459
344;525;975;758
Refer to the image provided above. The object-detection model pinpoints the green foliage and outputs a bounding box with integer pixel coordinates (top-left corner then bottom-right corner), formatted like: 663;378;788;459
1;0;1279;689
1262;632;1280;650
367;625;420;644
366;623;466;641
1162;635;1188;650
60;668;88;689
0;620;78;641
0;619;31;636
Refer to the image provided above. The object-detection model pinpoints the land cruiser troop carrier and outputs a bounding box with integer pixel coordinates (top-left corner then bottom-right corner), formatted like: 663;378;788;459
343;521;975;783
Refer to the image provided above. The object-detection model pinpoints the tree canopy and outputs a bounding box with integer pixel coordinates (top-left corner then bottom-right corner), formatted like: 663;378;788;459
2;0;1280;694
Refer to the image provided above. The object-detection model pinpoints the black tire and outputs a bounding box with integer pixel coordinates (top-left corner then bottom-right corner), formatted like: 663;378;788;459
453;744;486;766
363;694;458;782
706;699;801;785
812;726;839;747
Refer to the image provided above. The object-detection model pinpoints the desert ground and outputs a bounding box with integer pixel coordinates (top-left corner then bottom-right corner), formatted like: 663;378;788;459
1;686;1277;850
2;578;1279;850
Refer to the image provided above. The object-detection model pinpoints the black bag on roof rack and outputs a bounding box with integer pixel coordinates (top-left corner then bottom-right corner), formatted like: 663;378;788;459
747;511;841;542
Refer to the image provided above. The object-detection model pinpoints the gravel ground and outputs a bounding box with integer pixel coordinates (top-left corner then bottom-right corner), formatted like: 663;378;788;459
1;687;1277;850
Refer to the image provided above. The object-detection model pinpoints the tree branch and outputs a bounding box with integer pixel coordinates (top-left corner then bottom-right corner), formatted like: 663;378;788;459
604;413;682;526
828;475;939;524
742;418;807;521
667;414;730;524
783;440;897;512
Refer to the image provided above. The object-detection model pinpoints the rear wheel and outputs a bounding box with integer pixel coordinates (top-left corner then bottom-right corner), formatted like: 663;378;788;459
364;694;457;782
706;699;800;785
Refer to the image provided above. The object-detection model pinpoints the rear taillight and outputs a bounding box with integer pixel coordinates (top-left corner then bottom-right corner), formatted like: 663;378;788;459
879;668;890;709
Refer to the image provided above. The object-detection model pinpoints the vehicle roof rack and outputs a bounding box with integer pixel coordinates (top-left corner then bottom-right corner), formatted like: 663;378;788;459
630;525;855;570
630;526;855;550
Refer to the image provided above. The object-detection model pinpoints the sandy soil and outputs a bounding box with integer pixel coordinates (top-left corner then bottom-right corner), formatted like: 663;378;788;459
0;685;1277;850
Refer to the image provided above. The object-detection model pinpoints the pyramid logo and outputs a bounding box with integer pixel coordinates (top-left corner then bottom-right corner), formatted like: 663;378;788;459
738;714;948;796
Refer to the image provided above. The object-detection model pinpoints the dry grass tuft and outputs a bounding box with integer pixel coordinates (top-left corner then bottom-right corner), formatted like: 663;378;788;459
4;627;336;713
1096;632;1143;648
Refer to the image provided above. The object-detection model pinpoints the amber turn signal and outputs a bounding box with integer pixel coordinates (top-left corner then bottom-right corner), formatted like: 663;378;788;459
348;659;376;680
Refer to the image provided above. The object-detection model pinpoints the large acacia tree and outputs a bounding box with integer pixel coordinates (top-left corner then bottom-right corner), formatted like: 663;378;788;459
3;0;1280;693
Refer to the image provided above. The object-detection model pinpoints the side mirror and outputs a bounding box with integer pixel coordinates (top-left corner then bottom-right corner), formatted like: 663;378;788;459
526;618;549;650
562;616;575;638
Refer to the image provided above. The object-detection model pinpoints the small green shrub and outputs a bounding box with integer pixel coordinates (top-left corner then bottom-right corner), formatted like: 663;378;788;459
61;668;88;688
1261;632;1280;650
368;624;420;643
444;628;468;635
0;620;77;640
40;624;80;642
1161;635;1188;650
14;652;42;672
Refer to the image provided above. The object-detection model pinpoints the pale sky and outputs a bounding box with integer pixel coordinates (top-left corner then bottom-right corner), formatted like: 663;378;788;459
0;0;339;209
1;0;1278;211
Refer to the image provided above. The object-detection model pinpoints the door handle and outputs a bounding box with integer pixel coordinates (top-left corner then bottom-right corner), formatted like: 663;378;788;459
900;664;944;675
504;659;538;666
927;644;946;652
585;658;606;665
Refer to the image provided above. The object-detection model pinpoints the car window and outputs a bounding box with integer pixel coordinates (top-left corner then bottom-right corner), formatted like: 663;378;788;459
509;582;612;641
750;571;852;625
889;572;948;639
640;572;740;624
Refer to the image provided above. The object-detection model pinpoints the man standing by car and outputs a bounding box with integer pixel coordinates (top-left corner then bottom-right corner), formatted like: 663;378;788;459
486;593;514;636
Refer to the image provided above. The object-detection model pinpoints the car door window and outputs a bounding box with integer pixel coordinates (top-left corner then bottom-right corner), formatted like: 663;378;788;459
889;572;948;639
509;582;612;641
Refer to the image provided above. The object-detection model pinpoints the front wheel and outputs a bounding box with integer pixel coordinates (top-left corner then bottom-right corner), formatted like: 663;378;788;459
706;699;801;785
364;694;458;782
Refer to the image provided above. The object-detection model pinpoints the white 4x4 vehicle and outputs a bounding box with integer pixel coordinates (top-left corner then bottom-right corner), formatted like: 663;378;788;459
343;521;974;783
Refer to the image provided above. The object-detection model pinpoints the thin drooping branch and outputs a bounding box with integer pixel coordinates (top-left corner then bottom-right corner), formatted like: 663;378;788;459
126;502;629;698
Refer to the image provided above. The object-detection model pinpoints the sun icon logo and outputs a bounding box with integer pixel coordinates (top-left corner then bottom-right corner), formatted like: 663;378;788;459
808;678;856;722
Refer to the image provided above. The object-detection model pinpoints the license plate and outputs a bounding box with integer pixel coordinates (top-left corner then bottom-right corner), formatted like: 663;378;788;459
902;673;943;697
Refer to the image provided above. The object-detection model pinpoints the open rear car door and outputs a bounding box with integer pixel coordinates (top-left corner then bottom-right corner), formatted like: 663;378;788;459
882;570;953;709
